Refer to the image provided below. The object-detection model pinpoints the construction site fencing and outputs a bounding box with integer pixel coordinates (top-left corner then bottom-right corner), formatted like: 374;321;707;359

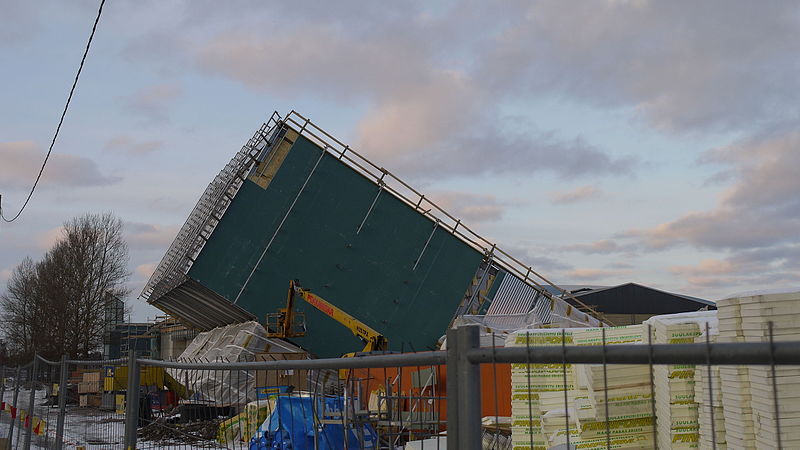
1;324;800;449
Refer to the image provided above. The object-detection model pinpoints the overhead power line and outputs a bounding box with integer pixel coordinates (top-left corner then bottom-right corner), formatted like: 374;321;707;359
1;0;107;223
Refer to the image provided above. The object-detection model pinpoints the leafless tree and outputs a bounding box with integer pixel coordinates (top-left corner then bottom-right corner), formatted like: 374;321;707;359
1;257;38;358
1;212;130;359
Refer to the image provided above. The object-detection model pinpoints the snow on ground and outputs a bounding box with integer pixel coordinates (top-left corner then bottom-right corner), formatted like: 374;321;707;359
1;386;241;449
0;387;248;450
2;386;127;448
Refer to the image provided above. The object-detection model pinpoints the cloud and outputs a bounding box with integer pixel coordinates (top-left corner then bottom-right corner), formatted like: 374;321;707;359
478;1;800;132
5;1;793;306
190;18;634;181
132;1;800;138
0;141;120;190
428;191;507;223
363;128;635;179
135;263;157;279
123;83;183;122
195;25;502;179
355;71;481;162
562;239;637;255
0;268;12;282
671;258;736;277
105;135;163;155
502;243;573;273
0;2;38;44
623;128;800;294
566;267;631;281
197;26;433;99
550;186;603;204
125;222;180;250
628;128;800;250
37;227;65;250
668;246;800;294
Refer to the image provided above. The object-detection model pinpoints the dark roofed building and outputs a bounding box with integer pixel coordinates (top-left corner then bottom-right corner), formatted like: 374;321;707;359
563;282;714;326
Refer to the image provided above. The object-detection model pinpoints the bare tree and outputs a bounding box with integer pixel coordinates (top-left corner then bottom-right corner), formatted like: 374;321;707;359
1;257;38;358
1;212;130;359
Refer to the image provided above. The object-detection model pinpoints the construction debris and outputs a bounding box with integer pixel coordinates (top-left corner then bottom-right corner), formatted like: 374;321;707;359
138;416;222;445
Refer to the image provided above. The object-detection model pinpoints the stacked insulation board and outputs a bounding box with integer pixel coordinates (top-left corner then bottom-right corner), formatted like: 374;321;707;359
504;294;800;450
572;325;651;423
648;314;704;449
507;326;656;449
694;341;726;449
716;296;756;449
506;329;569;450
571;326;654;449
737;292;800;448
645;311;717;449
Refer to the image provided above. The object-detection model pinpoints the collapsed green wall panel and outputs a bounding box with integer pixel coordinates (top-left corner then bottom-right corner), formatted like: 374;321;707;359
188;134;484;357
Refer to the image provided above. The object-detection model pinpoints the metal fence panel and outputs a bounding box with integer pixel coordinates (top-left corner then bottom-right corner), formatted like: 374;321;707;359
1;324;800;449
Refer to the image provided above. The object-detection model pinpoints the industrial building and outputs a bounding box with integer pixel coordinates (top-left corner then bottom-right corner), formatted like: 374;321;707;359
103;323;154;359
562;282;714;325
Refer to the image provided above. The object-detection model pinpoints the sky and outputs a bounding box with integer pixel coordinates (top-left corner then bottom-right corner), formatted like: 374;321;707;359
1;0;799;321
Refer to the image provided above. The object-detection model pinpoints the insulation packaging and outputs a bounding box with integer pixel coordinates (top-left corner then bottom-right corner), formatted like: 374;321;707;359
645;311;716;449
718;296;754;450
571;325;655;449
694;333;726;449
169;321;304;403
715;296;755;449
736;291;800;449
506;329;565;450
506;326;655;449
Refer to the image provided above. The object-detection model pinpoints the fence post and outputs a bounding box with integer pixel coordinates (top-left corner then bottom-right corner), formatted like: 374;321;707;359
446;328;460;450
0;365;5;444
456;325;482;449
123;352;141;449
8;366;21;445
54;354;69;450
0;363;5;415
23;356;39;450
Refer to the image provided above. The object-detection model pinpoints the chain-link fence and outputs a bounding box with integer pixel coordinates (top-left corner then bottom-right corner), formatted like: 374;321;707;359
1;324;800;449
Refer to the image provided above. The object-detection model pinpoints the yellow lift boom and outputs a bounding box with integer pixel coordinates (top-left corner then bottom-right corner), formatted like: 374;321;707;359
266;280;389;355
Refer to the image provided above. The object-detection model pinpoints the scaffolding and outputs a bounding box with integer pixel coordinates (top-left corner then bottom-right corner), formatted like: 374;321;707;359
141;110;606;329
140;112;287;306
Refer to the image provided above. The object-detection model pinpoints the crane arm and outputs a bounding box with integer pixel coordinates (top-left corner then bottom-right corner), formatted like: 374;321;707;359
289;280;388;352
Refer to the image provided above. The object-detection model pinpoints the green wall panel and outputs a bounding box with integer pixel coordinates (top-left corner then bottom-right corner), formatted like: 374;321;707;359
188;135;484;357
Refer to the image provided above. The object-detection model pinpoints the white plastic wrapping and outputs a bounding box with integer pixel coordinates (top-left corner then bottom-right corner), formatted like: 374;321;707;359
168;321;304;404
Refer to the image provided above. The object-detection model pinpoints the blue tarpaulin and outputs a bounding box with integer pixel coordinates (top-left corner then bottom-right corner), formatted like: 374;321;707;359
250;395;378;449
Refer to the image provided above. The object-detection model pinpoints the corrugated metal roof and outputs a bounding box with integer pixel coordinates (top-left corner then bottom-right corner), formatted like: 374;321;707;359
149;278;256;330
485;273;556;325
483;272;605;328
486;274;543;315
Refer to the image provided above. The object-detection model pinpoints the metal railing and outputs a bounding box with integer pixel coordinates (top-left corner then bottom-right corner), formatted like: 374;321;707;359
141;112;286;306
280;111;603;322
139;110;605;327
2;325;799;449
